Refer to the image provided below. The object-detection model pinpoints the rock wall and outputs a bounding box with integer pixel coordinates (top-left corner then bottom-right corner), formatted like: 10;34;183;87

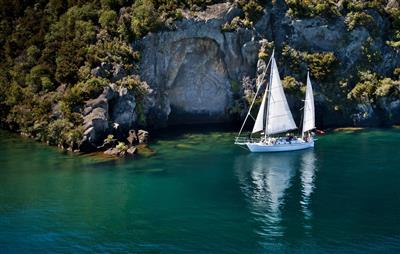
139;2;400;128
140;3;259;126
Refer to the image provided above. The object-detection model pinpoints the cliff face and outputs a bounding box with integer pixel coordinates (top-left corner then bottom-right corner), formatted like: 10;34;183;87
139;2;400;128
140;3;259;126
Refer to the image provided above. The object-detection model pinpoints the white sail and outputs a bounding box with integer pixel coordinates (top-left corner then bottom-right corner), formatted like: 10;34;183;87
265;57;297;135
251;59;268;134
252;90;267;133
302;72;315;134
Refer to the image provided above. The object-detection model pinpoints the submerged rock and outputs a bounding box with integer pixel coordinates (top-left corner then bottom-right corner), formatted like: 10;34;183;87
136;144;155;157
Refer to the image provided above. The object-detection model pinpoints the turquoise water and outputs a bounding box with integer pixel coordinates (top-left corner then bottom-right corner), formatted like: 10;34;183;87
1;128;400;253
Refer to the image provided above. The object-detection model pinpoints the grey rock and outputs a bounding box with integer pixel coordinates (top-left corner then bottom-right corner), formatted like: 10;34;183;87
126;146;137;156
110;86;137;132
91;66;108;78
127;130;138;145
137;130;149;144
80;85;137;151
104;147;123;156
225;4;242;22
386;0;399;9
111;64;127;82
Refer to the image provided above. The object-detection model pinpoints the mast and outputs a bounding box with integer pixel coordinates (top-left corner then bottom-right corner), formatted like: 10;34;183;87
264;49;274;140
302;71;315;137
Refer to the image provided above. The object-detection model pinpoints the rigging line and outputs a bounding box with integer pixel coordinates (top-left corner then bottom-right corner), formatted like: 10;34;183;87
236;56;273;138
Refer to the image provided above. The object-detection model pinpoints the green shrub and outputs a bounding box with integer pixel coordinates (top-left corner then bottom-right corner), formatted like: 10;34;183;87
348;71;400;102
104;134;115;143
286;0;340;18
99;9;117;30
345;11;375;31
62;77;108;111
116;76;150;101
282;45;337;81
131;0;159;38
282;76;305;97
303;52;337;81
116;141;128;151
25;65;52;92
240;0;263;22
361;37;382;64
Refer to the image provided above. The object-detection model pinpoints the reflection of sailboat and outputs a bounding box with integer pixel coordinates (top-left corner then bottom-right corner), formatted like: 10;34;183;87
300;150;317;220
235;150;318;240
235;153;297;238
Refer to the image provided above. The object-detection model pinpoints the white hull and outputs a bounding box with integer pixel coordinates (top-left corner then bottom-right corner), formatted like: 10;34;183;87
246;140;314;153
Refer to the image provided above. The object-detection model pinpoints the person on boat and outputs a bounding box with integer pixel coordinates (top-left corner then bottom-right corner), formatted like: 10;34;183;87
304;133;311;142
286;134;294;143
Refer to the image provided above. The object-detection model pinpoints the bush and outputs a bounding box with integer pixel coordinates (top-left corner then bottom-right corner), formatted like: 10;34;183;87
348;71;400;102
282;76;305;97
131;0;159;38
62;77;108;111
282;45;337;81
286;0;340;18
303;52;337;81
116;141;128;151
116;76;150;101
99;9;117;30
345;11;375;31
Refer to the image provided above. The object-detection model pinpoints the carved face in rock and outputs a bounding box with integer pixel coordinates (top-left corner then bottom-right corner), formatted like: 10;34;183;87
163;38;231;123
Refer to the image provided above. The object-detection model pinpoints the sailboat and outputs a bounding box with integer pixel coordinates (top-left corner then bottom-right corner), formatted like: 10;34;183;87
235;51;316;152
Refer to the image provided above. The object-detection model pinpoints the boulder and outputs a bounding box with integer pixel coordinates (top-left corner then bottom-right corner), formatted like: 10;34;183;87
126;146;137;156
137;130;149;144
104;147;123;156
127;130;138;145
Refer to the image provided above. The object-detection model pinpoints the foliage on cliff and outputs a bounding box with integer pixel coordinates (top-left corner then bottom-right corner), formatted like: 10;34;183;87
0;0;221;149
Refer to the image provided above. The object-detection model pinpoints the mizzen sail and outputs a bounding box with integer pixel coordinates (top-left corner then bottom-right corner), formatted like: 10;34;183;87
302;72;315;134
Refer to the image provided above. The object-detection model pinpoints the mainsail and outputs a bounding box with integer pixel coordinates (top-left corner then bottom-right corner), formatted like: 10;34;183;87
302;72;315;134
265;57;297;135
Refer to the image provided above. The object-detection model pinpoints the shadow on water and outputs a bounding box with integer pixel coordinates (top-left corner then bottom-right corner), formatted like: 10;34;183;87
150;123;239;141
234;149;317;248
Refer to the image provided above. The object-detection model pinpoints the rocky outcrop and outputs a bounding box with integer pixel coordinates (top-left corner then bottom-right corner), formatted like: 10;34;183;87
103;129;149;157
79;85;138;151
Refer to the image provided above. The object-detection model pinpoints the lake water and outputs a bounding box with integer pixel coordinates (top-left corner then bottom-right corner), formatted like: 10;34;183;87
0;128;400;253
